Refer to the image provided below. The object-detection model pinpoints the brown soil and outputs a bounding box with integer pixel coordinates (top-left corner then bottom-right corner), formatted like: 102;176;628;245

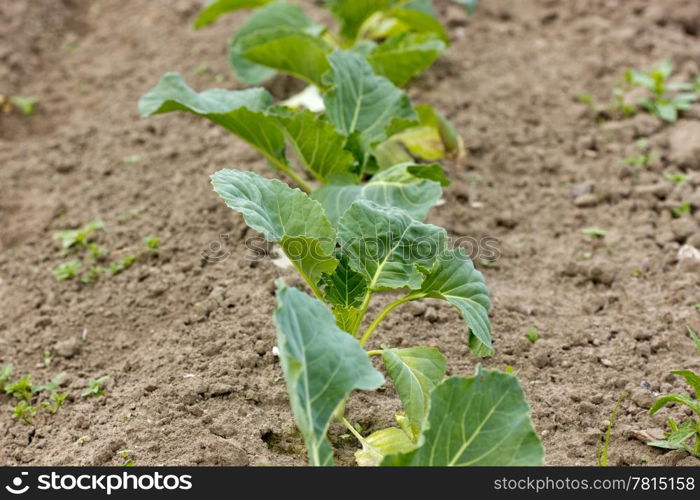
1;0;700;467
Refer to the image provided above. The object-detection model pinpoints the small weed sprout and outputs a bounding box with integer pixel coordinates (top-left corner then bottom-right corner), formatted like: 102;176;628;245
142;236;160;250
582;227;607;238
12;401;38;425
82;376;109;398
665;172;691;186
76;435;91;445
2;367;70;425
596;392;627;466
671;202;692;219
122;154;141;164
52;261;81;281
42;350;53;367
117;449;135;466
52;219;159;282
525;328;539;344
9;96;38;116
625;59;698;122
109;256;136;276
648;370;700;457
689;326;700;355
53;220;104;251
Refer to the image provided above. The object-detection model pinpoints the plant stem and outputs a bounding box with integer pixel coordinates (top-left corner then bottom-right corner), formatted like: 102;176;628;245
341;417;365;444
279;165;313;194
351;291;374;337
359;295;414;347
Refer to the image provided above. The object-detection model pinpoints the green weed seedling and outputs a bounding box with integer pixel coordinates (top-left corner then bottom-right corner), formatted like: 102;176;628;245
526;328;539;344
2;367;69;425
52;219;160;282
625;59;698;122
5;374;35;400
624;139;653;167
648;370;700;457
12;401;38;425
9;96;38;116
122;154;141;164
117;449;135;466
140;53;458;196
142;236;161;250
582;227;607;238
52;260;81;281
109;256;136;276
42;392;68;415
689;326;700;355
671;202;692;219
596;392;626;466
208;168;543;466
82;376;109;398
665;172;691;186
53;219;104;251
76;435;91;445
0;364;13;392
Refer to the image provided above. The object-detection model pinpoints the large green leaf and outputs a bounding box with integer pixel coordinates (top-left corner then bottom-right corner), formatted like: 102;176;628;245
377;104;463;165
412;248;492;356
193;0;273;29
138;73;288;171
211;170;337;284
228;2;323;84
368;33;445;87
322;254;367;309
322;254;367;333
382;346;446;440
337;200;447;291
312;163;444;225
279;110;358;183
274;282;384;465
323;50;416;163
355;427;417;466
650;394;700;417
236;27;332;87
326;0;392;41
670;370;700;399
382;368;544;466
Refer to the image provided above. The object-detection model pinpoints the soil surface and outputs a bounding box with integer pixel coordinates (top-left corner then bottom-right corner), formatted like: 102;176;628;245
1;0;700;466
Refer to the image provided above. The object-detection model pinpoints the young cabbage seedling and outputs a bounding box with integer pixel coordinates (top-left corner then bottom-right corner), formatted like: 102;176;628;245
210;168;543;466
140;49;461;195
192;0;476;90
648;370;700;457
625;59;699;122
